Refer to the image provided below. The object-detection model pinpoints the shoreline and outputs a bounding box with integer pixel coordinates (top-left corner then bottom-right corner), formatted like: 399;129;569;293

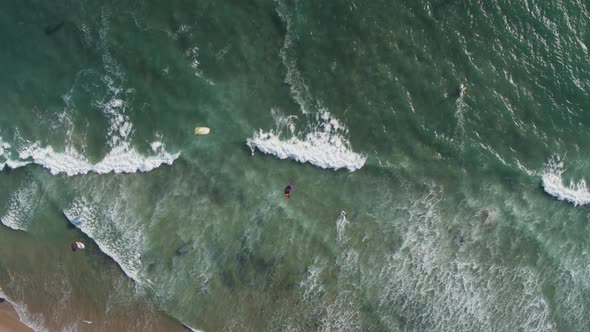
0;299;33;332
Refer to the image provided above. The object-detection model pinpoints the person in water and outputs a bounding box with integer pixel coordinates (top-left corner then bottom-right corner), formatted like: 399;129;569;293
284;184;294;198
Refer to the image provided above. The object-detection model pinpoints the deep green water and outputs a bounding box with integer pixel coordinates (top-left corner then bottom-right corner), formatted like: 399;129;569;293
1;0;590;331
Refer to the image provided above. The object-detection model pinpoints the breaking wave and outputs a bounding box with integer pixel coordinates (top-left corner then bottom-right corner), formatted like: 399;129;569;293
0;138;28;171
0;104;179;176
14;141;179;176
541;156;590;206
247;110;366;171
0;134;178;176
247;0;365;172
63;198;145;282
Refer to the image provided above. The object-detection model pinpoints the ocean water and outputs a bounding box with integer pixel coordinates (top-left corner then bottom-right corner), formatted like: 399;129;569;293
1;0;590;331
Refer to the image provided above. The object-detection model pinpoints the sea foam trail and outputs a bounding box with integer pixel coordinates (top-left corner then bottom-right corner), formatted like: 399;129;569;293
541;157;590;206
247;111;366;172
336;211;349;242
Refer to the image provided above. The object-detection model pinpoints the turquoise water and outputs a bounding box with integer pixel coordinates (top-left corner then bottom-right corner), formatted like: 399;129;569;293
1;0;590;331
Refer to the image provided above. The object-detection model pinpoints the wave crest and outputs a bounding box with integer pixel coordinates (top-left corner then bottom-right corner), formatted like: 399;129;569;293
541;156;590;206
247;110;366;172
16;141;179;176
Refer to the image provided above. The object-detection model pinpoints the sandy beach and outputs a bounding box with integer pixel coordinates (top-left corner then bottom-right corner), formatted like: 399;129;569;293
0;301;32;332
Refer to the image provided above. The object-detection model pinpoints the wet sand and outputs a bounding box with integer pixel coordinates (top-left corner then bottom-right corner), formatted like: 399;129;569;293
0;301;32;332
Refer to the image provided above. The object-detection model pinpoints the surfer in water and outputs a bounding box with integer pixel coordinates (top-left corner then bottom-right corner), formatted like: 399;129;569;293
284;183;294;198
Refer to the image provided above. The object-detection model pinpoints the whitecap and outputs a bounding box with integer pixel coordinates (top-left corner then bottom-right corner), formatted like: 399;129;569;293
0;179;41;231
0;159;30;172
15;142;179;176
541;156;590;206
247;110;366;172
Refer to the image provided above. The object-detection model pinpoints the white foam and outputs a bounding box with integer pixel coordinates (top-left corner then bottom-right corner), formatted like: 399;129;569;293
15;142;179;176
320;299;361;332
541;156;590;206
368;187;553;331
0;180;40;231
0;159;30;171
0;287;48;332
247;110;366;172
0;137;30;171
0;140;9;155
300;257;326;301
63;198;144;282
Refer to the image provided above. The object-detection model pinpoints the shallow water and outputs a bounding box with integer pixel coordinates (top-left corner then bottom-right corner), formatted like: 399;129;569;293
1;0;590;331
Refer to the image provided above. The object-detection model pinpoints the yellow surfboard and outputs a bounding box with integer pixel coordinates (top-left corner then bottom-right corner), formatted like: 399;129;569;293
194;127;210;135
